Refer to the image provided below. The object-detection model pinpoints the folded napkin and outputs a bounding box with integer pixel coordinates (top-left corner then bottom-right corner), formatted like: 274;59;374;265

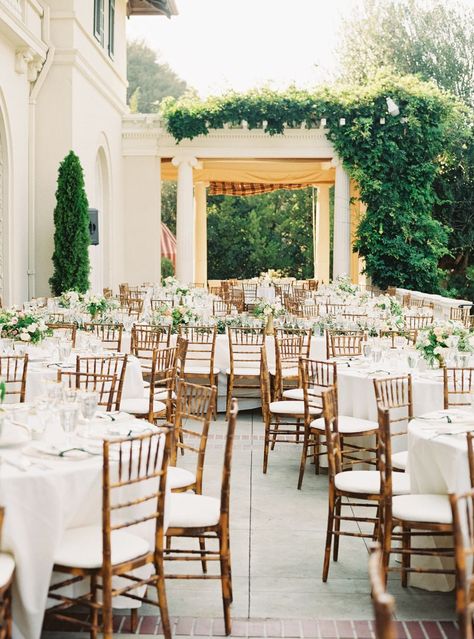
24;442;100;460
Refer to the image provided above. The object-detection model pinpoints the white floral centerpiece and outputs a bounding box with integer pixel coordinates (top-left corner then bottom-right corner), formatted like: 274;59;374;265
252;298;285;335
82;293;119;320
0;308;51;344
58;290;82;308
416;320;474;367
151;302;200;333
367;294;405;331
258;269;284;286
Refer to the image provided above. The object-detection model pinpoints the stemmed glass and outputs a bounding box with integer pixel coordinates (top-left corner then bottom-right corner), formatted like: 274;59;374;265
58;402;80;448
79;391;99;437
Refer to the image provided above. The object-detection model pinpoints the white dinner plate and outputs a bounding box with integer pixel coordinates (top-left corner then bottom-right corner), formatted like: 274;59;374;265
0;424;30;448
23;441;100;460
77;420;157;441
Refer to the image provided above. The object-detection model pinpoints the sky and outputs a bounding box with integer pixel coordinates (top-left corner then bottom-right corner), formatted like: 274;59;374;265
126;0;363;96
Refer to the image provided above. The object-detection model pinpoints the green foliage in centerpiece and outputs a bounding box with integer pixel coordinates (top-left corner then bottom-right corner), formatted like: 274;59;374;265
0;309;52;344
416;321;474;367
49;151;91;296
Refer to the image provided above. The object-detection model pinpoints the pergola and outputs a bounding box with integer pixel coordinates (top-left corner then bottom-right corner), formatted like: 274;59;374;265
122;115;366;285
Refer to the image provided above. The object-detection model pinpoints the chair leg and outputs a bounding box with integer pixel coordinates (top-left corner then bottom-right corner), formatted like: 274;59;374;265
382;519;393;586
401;526;410;588
90;576;98;639
219;534;232;636
270;417;280;451
225;375;232;421
102;575;113;639
130;608;138;633
314;432;321;475
333;498;341;562
155;554;172;639
322;488;335;582
297;426;309;490
263;418;270;474
199;537;208;573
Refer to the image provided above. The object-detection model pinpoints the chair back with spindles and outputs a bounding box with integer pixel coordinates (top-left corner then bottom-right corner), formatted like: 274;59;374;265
229;288;245;312
76;354;127;411
341;312;368;323
57;371;117;411
301;358;337;425
212;300;232;317
46;322;77;347
228;327;265;370
241;283;257;306
276;327;312;358
321;387;342;479
273;334;304;400
450;307;471;327
449;487;474;639
179;325;217;376
47;313;65;324
368;544;397;639
84;323;123;352
443;368;474;409
379;330;417;348
172;381;217;492
301;303;319;319
127;297;144;320
0;355;28;403
325;303;348;315
151;298;177;311
131;325;171;373
404;314;433;330
149;345;180;421
373;375;412;452
326;330;365;359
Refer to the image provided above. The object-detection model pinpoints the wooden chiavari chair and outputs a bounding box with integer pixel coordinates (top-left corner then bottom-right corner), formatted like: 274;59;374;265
213;299;232;316
228;287;244;312
0;507;14;639
84;323;123;352
450;306;471;327
241;282;258;309
0;355;28;403
273;333;305;401
368;544;396;639
260;347;320;474
325;303;348;315
190;282;205;289
47;312;65;324
46;322;77;347
127;298;144;320
373;375;413;472
76;354;128;412
276;327;312;360
378;406;454;587
103;287;113;299
179;326;219;410
46;429;172;639
321;390;410;582
443;367;474;409
118;283;130;306
301;303;319;320
402;295;432;309
226;327;264;419
326;330;365;359
404;314;433;330
379;330;417;348
341;312;368;323
165;401;238;636
57;371;117;412
297;358;379;486
131;325;171;377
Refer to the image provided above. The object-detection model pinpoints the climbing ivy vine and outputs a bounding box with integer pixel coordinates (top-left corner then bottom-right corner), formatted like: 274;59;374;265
161;74;469;292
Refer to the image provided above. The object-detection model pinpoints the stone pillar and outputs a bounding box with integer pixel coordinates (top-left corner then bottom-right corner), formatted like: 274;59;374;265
332;158;351;279
315;184;330;283
172;155;198;284
194;181;208;286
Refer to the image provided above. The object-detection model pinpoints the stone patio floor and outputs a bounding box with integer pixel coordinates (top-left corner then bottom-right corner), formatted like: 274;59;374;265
43;410;457;638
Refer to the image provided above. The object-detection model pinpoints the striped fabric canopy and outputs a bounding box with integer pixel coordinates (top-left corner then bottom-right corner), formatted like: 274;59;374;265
161;222;176;266
208;182;312;196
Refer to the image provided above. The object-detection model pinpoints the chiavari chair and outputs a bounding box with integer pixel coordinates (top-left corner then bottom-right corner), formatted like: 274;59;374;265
308;279;319;291
378;406;454;587
226;327;264;419
46;429;172;639
260;347;320;474
368;544;397;639
450;306;471;327
404;314;433;330
379;329;417;348
76;354;128;412
127;298;144;320
47;312;65;324
450;487;474;639
341;312;368;323
276;327;312;359
179;326;219;409
213;299;232;316
402;294;423;308
321;390;410;582
0;355;28;403
241;282;258;309
272;333;305;401
229;288;245;313
84;323;124;352
57;371;117;412
0;507;14;639
190;282;205;289
301;303;319;320
165;400;238;636
326;330;365;359
325;303;348;315
103;287;113;299
46;322;77;348
443;367;474;409
151;298;177;311
373;375;413;472
131;324;171;377
118;283;130;305
297;358;379;487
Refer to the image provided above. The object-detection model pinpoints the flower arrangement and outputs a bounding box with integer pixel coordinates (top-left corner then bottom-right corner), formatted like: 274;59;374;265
0;309;51;344
151;302;199;333
333;274;358;296
416;321;474;367
58;290;82;308
162;276;179;289
252;299;284;319
83;293;118;319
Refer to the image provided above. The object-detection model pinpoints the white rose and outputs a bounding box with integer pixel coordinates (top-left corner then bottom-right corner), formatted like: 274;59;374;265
10;317;18;325
20;332;31;342
28;323;37;333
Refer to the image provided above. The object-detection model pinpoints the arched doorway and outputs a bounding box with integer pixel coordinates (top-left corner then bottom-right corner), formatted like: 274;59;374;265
90;146;110;293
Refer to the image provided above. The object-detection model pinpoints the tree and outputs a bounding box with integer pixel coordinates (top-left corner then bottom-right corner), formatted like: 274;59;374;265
49;151;90;295
127;40;188;113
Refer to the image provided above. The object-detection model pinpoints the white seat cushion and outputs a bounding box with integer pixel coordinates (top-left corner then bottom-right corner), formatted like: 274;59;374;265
167;493;220;528
184;365;220;376
168;466;196;490
335;470;410;495
153;389;177;401
120;398;166;415
310;415;378;434
269;367;299;378
392;494;452;524
226;367;260;376
392;450;408;471
54;525;150;569
283;388;304;401
269;400;320;416
0;553;15;587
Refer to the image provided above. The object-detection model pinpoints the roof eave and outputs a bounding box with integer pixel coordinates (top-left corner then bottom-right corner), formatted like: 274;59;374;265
127;0;178;18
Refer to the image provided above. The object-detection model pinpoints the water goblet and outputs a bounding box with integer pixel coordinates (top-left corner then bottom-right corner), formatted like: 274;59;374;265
58;340;72;363
362;342;372;359
372;348;382;364
407;351;419;372
31;398;53;440
79;391;99;437
58;402;80;448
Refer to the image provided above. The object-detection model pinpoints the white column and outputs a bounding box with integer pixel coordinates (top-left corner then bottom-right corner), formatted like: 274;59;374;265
172;155;198;284
194;181;208;285
332;158;351;279
315;184;330;283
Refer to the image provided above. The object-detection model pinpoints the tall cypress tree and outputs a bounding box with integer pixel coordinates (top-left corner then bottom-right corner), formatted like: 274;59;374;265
49;151;91;295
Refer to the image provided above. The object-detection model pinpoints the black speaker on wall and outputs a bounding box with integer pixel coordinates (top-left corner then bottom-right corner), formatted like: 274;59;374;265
88;208;99;245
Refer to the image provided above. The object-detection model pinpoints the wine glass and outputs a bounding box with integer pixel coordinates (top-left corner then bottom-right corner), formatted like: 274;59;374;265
58;403;80;448
407;351;419;372
31;398;52;440
79;391;99;437
58;340;72;363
